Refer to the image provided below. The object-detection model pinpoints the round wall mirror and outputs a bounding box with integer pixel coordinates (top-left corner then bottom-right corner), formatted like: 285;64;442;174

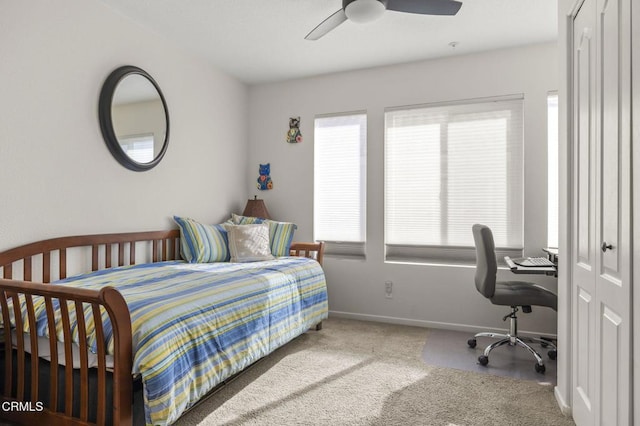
99;66;170;171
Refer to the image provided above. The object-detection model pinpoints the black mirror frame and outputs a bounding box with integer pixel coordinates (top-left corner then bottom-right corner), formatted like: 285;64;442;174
98;65;170;172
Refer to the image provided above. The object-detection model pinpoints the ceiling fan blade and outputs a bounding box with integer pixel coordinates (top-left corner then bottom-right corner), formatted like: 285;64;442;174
386;0;462;16
305;8;348;40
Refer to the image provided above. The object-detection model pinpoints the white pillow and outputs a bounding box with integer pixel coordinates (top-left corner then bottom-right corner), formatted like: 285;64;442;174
226;223;275;263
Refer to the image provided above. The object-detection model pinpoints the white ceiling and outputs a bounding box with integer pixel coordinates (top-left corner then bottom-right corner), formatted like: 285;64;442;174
98;0;557;85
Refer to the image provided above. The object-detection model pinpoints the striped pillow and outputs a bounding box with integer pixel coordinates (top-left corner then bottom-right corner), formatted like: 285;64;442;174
231;213;264;225
173;216;230;263
264;220;297;257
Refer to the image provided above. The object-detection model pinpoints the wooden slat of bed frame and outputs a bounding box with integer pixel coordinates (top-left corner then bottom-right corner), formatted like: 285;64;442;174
60;248;66;280
3;264;11;279
0;290;13;397
24;257;32;281
25;295;39;402
43;252;50;284
92;244;99;272
44;297;59;410
59;299;74;417
118;243;125;267
92;303;107;426
11;293;26;401
74;301;89;422
129;243;136;265
105;245;112;269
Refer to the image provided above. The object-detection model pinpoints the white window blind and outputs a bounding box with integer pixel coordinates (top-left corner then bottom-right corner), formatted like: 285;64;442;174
314;113;366;253
119;133;155;163
384;96;524;263
547;93;559;248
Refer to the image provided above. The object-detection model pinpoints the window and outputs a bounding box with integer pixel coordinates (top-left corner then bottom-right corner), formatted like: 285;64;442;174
384;96;524;263
119;133;155;163
547;93;559;248
314;113;367;255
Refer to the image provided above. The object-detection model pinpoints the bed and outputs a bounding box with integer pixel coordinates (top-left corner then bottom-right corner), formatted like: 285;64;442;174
0;229;327;425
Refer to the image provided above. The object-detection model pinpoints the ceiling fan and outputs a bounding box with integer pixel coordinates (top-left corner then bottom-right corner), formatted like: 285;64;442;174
305;0;462;40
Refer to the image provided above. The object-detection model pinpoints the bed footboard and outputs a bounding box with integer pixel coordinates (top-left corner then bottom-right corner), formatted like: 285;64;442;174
0;281;132;426
289;241;325;266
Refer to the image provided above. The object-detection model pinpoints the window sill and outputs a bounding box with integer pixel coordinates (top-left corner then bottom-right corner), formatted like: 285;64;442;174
324;253;367;261
385;244;523;268
384;258;476;268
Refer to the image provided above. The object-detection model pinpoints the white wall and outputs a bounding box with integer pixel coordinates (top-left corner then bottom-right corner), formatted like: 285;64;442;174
0;0;249;252
248;43;560;335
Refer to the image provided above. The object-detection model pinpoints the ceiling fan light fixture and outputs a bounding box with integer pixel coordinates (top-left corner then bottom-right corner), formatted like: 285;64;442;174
344;0;386;23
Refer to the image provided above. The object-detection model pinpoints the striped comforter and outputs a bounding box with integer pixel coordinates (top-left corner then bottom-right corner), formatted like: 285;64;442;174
15;257;328;425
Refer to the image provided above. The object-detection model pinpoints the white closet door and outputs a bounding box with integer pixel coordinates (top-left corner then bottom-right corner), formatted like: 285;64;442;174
594;0;631;424
571;1;597;423
571;0;632;424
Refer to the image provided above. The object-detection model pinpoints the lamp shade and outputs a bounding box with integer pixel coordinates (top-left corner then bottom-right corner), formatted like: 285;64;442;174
242;196;271;219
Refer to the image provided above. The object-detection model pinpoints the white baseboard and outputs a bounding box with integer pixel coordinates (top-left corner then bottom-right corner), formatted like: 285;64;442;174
554;386;572;417
328;310;558;339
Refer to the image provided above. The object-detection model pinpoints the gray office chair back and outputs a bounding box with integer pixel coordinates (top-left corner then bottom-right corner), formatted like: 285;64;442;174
472;224;497;298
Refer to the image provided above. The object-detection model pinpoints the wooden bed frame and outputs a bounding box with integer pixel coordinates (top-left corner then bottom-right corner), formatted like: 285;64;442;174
0;230;324;426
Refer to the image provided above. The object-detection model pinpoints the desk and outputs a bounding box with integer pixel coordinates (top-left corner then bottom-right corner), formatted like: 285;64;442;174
543;247;559;263
504;256;557;276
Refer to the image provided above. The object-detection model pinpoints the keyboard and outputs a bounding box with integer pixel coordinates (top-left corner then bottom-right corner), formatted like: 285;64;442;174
512;257;556;267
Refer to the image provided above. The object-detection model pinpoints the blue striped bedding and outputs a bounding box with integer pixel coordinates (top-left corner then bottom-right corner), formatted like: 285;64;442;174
9;257;328;425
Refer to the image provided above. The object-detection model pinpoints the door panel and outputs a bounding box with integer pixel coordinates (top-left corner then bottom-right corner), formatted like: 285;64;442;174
576;24;593;265
599;0;620;276
595;0;631;424
600;305;621;426
572;1;597;424
576;288;592;403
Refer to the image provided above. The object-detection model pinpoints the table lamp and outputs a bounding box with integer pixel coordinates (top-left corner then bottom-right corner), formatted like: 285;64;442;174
242;196;271;219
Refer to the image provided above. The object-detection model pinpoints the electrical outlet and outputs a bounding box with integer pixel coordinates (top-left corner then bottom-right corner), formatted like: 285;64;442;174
385;281;393;299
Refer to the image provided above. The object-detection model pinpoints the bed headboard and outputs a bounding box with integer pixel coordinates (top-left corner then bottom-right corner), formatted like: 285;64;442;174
0;230;181;284
0;230;325;285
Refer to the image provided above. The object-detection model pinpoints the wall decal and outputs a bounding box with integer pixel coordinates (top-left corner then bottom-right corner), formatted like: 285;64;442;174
257;163;273;190
286;116;302;143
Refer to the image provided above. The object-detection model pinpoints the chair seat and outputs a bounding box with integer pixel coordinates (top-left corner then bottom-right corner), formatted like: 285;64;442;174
490;281;557;311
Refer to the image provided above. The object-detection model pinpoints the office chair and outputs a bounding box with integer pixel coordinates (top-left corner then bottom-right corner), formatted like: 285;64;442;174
467;224;558;373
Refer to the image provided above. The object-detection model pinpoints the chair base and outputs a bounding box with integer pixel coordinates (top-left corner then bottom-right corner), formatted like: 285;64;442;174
467;307;557;373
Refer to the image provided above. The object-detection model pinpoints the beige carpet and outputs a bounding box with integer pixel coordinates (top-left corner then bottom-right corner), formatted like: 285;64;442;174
177;318;574;426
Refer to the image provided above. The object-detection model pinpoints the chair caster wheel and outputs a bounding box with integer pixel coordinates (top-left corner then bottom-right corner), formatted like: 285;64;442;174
548;350;557;360
467;338;477;348
535;363;546;374
478;355;489;366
